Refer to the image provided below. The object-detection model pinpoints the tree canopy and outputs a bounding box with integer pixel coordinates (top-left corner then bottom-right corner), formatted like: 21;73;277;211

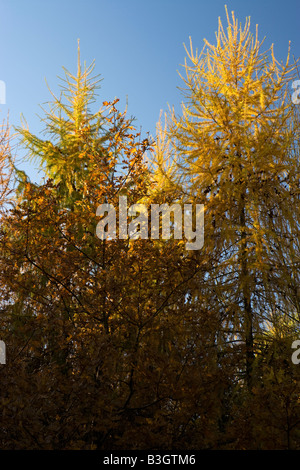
0;8;299;450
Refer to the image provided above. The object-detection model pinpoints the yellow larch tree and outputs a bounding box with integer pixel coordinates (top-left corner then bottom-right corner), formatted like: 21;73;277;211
153;7;300;396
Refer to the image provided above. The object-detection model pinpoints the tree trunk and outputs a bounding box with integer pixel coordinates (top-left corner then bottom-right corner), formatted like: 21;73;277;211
239;191;254;391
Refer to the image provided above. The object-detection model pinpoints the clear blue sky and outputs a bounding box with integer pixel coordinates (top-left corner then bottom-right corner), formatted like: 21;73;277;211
0;0;299;182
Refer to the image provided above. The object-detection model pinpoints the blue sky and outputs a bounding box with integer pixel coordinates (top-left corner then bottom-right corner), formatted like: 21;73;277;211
0;0;299;182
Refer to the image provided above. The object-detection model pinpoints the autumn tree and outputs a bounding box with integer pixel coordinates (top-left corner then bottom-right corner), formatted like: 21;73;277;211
0;48;222;450
1;10;299;450
0;116;13;369
0;118;12;212
152;7;300;447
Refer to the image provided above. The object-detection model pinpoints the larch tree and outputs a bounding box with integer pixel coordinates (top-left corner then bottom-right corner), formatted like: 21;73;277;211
16;42;125;210
153;7;300;397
